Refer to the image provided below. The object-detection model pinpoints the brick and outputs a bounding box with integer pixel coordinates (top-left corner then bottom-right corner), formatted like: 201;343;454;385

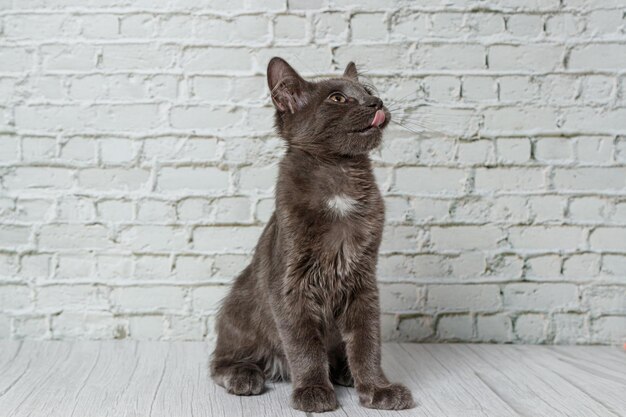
193;226;262;253
170;106;244;130
0;285;31;310
526;255;561;280
129;315;164;340
335;45;408;71
134;255;172;280
196;16;269;43
554;168;626;192
57;197;96;222
4;14;79;39
101;44;176;70
591;316;626;343
590;227;626;252
379;283;424;311
239;166;278;192
483;107;558;131
427;285;501;312
165;315;205;340
96;255;131;280
535;138;574;162
562;253;600;279
568;197;607;223
119;226;188;252
137;200;176;223
314;12;348;43
583;286;626;315
504;283;579;311
544;14;584;37
508;226;583;251
576;137;614;164
39;225;112;250
351;13;387;42
157;167;229;192
13;315;48;339
553;313;589;344
97;200;134;222
119;14;156;37
462;76;497;102
213;197;252;223
498;76;540;102
53;312;127;340
506;14;543;37
413;44;486;70
437;314;473;341
476;314;512;342
514;313;547;343
569;44;626;70
173;255;211;280
111;286;185;311
380;225;423;252
100;139;137;164
182;47;252;72
475;168;545;192
192;286;230;311
0;47;34;72
528;195;564;223
385;315;434;342
3;167;73;190
21;136;57;160
274;15;307;42
37;284;109;310
60;137;97;162
41;44;96;70
489;44;562;71
430;226;503;250
0;136;18;162
211;254;251;279
20;254;51;279
78;168;150;191
0;226;31;248
55;254;94;279
395;167;467;195
496;138;532;164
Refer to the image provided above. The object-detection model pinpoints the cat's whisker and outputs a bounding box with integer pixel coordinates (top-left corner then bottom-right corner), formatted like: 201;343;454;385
390;120;448;137
393;119;455;137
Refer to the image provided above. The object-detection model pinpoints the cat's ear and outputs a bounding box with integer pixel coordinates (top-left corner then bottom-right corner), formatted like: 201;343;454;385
267;57;309;114
343;62;359;81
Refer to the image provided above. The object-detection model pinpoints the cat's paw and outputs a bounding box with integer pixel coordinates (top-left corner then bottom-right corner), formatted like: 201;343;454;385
291;385;338;412
359;383;415;410
224;367;265;396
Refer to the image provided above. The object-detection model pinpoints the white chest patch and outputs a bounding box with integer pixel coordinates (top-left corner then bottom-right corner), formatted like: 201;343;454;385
326;194;358;217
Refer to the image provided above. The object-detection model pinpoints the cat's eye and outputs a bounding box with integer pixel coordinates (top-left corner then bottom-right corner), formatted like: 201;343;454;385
328;92;347;103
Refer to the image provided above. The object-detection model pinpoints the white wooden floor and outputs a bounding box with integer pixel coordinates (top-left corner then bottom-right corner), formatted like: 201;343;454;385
0;342;624;417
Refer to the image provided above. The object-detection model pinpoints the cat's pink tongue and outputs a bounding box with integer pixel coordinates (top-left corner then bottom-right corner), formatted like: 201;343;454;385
371;110;386;127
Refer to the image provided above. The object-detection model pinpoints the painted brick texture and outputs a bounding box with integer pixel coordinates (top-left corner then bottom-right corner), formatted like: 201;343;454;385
0;0;625;344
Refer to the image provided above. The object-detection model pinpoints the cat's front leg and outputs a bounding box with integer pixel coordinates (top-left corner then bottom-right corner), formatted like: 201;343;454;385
274;297;338;413
340;290;415;410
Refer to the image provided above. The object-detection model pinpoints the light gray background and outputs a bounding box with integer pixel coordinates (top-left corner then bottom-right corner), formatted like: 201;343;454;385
0;0;625;344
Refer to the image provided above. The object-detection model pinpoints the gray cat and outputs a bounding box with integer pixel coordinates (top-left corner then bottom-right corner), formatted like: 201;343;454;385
210;57;415;413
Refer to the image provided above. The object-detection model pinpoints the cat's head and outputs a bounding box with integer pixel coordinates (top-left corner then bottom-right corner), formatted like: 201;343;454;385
267;57;390;157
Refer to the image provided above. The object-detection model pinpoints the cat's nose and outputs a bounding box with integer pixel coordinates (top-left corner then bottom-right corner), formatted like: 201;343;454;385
364;97;383;109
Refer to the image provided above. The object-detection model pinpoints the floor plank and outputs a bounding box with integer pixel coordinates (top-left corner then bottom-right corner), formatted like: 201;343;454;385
533;346;626;416
0;342;625;417
453;344;620;417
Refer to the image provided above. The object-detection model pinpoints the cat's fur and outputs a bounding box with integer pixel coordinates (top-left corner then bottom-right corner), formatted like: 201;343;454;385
210;57;415;412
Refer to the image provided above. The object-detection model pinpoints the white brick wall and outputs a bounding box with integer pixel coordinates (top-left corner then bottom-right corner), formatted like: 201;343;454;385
0;0;625;344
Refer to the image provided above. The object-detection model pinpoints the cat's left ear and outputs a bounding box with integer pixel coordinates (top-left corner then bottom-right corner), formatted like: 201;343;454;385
267;57;310;114
343;62;359;81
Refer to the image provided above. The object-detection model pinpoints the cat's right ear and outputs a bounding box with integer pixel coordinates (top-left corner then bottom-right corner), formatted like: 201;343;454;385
267;57;309;114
